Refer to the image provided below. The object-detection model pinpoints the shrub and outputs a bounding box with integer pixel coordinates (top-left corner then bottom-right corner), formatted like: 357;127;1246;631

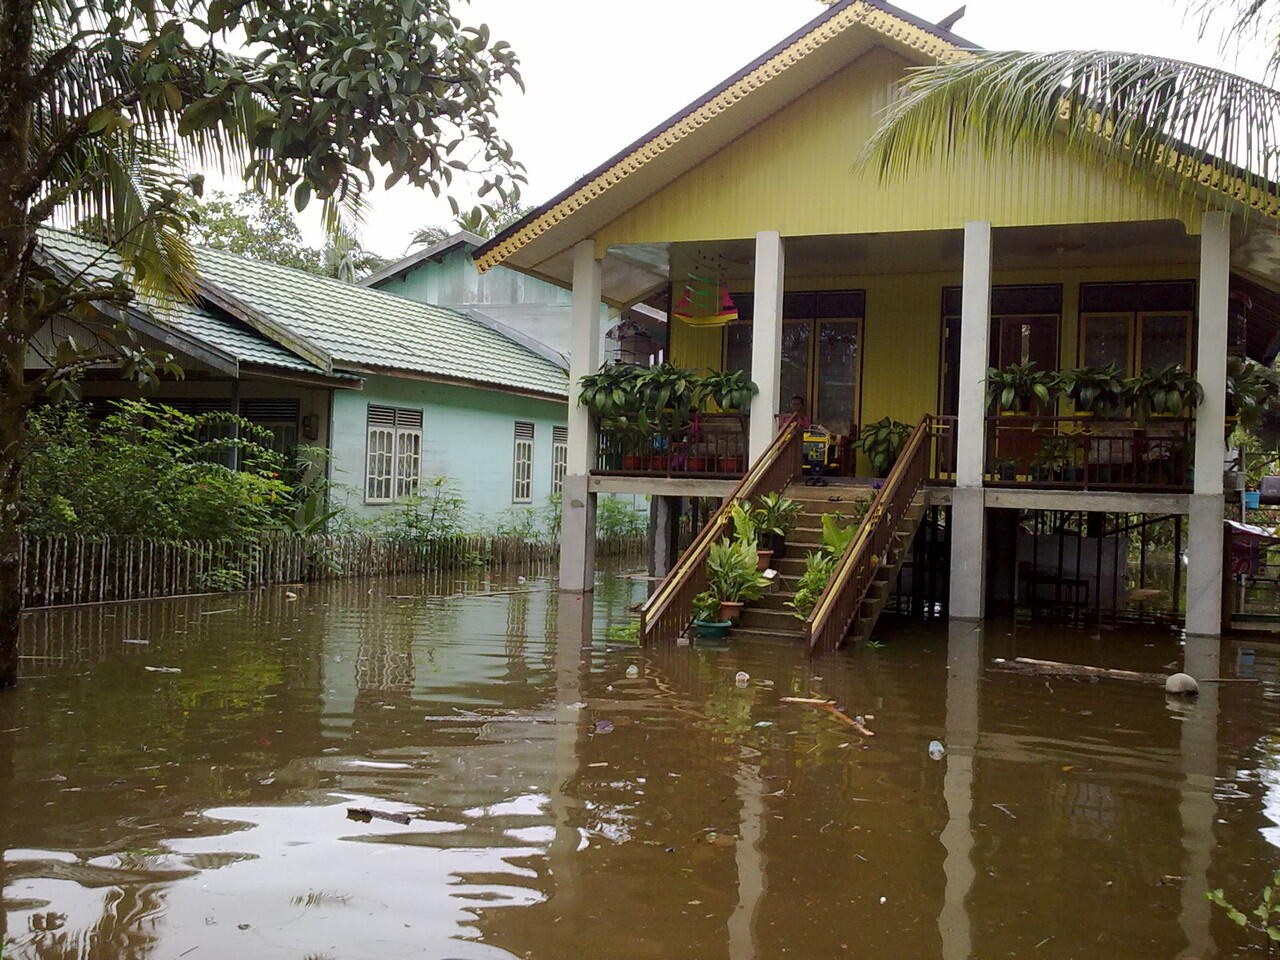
364;476;467;541
22;400;292;539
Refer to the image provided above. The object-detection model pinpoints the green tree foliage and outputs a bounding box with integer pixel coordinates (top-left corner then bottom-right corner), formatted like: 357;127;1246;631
410;199;531;249
861;1;1280;217
0;0;525;687
22;400;292;539
189;190;320;271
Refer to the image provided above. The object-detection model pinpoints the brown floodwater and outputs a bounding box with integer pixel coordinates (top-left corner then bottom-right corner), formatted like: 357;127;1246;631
2;567;1280;959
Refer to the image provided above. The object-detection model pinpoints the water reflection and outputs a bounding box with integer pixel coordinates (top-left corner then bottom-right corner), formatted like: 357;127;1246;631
2;572;1279;959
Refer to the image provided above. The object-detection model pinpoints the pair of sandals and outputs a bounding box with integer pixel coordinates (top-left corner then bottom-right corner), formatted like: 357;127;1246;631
803;474;829;487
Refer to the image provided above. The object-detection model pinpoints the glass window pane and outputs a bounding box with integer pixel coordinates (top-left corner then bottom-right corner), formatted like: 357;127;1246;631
816;321;858;436
780;322;811;418
1140;313;1189;371
725;324;751;376
1083;315;1130;370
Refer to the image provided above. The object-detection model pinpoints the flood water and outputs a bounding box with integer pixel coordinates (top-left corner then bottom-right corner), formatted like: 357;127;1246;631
3;568;1280;959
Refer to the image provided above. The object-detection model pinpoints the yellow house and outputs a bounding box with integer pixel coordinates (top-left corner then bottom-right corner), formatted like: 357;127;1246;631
476;0;1280;643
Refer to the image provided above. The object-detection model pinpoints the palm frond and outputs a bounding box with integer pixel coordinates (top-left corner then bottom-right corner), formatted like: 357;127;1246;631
1188;0;1280;77
861;49;1280;218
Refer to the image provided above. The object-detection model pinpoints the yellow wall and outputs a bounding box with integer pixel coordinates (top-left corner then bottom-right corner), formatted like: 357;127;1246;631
596;48;1200;252
671;262;1197;471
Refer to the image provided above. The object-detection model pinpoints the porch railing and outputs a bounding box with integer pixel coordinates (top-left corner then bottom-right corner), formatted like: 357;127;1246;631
639;419;803;644
986;415;1193;492
805;415;933;653
593;414;747;477
927;414;957;483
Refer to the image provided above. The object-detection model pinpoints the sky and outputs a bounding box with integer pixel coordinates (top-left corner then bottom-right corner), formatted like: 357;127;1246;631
279;0;1273;259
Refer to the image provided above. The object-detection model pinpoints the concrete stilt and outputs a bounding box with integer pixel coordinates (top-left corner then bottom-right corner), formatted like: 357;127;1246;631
559;240;602;592
749;231;784;462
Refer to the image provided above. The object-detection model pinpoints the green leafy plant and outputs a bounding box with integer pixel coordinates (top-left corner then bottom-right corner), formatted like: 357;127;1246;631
852;417;913;476
578;362;643;419
365;476;467;542
605;620;641;644
706;537;769;605
692;589;722;622
729;501;759;550
703;369;759;412
821;512;861;558
1207;869;1280;957
1132;363;1203;417
22;400;292;540
1061;362;1130;415
985;361;1061;413
1031;435;1075;475
752;492;803;539
1227;356;1280;429
787;550;837;620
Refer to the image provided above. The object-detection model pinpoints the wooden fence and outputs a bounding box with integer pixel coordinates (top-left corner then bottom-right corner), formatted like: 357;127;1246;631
19;531;644;609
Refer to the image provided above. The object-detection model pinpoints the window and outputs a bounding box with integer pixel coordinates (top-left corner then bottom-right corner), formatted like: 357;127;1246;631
513;421;534;503
721;289;866;436
551;426;568;494
366;405;422;503
1079;281;1195;375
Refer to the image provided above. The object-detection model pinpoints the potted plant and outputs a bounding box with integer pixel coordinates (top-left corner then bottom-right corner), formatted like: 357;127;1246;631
786;550;836;620
690;589;732;639
852;417;912;476
1030;435;1074;482
1227;356;1280;431
1132;363;1203;418
991;456;1018;482
984;361;1061;414
706;536;769;622
752;492;803;559
703;369;758;413
730;501;774;571
578;362;643;419
1060;362;1130;417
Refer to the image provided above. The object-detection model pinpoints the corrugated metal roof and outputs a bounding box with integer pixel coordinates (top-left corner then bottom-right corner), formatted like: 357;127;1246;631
38;228;335;377
193;246;569;398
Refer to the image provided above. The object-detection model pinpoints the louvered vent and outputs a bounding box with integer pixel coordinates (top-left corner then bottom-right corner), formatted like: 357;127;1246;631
367;405;396;427
514;421;535;440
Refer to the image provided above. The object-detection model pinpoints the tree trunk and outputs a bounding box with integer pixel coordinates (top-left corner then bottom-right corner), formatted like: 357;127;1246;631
0;363;23;690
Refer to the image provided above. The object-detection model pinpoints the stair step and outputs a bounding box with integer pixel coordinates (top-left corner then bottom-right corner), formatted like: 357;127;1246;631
737;606;804;630
726;624;806;640
755;591;798;611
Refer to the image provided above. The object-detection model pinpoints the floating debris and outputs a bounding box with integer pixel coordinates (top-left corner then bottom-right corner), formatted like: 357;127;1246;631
346;807;412;825
928;740;946;760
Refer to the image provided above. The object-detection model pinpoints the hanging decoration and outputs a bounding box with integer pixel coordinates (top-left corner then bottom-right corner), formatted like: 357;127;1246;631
672;252;737;327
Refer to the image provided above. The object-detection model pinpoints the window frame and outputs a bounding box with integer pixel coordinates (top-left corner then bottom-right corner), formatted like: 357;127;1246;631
551;425;568;495
512;421;535;504
365;405;422;504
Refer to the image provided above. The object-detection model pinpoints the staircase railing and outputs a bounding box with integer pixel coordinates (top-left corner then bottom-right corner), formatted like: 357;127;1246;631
804;415;933;653
640;419;803;644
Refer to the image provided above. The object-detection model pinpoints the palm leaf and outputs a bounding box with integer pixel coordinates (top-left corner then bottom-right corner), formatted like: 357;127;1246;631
861;48;1280;218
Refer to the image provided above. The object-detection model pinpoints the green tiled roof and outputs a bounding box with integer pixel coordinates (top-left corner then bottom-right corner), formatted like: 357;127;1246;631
37;228;570;399
194;246;569;398
38;228;334;377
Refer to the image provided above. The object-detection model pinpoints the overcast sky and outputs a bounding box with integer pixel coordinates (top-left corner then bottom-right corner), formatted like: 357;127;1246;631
287;0;1271;258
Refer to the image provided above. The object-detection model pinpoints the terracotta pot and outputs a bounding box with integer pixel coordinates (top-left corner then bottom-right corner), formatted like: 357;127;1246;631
648;455;669;470
622;454;640;470
719;456;744;472
687;456;708;472
756;549;774;571
718;600;744;622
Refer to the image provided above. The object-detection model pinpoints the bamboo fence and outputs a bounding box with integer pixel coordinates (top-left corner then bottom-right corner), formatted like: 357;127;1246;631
19;531;644;609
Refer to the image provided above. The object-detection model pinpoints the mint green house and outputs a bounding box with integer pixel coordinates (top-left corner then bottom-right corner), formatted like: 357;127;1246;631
36;229;572;529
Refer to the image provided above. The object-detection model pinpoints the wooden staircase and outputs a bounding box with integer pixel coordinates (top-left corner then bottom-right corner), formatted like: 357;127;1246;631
725;483;925;645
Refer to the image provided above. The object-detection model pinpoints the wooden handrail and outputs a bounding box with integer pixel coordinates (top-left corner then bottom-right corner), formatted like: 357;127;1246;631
640;419;803;644
804;415;933;653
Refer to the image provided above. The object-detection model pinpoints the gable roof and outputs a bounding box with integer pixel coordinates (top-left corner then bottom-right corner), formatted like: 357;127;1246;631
473;0;976;277
38;228;345;380
360;230;487;288
37;228;570;401
193;246;568;398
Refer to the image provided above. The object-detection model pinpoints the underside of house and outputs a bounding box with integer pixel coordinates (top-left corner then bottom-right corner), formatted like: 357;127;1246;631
476;0;1280;649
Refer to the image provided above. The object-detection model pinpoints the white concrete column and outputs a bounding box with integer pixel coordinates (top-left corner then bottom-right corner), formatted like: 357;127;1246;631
949;222;992;620
749;231;785;462
1178;636;1220;959
955;222;992;487
560;240;603;592
1187;212;1230;635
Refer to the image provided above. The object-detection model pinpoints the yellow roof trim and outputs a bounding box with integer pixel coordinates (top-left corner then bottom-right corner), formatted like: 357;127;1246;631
474;1;968;273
